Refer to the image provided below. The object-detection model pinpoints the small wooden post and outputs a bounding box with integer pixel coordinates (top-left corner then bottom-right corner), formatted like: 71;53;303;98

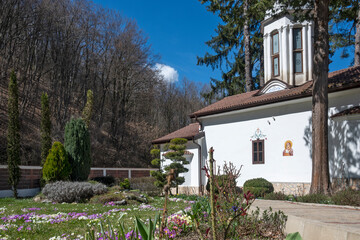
160;169;175;238
209;147;217;240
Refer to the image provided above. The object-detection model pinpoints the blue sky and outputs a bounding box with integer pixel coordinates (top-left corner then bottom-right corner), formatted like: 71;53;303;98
93;0;353;85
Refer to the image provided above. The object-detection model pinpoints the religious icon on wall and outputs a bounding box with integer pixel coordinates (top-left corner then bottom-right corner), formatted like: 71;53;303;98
283;140;293;156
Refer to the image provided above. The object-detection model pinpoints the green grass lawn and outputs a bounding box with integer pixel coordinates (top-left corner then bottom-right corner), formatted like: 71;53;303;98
0;196;190;240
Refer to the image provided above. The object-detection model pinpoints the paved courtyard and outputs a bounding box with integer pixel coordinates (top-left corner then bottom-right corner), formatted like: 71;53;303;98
251;199;360;240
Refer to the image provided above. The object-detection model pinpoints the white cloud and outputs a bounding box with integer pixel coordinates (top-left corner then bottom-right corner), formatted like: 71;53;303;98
154;63;179;83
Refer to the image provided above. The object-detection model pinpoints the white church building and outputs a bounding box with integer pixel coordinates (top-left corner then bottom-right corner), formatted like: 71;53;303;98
152;12;360;195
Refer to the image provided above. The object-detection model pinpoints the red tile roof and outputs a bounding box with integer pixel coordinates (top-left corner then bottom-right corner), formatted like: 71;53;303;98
152;123;203;144
190;66;360;118
331;106;360;118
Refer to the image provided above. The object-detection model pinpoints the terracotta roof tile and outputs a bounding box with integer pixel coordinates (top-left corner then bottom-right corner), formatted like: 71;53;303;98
190;66;360;118
331;106;360;118
152;123;201;144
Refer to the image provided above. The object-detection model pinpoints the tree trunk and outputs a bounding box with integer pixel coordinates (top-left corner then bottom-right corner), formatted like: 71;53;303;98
310;0;330;194
355;7;360;66
244;0;252;92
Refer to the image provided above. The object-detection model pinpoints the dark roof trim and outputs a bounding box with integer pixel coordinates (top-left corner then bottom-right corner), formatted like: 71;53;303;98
190;80;360;119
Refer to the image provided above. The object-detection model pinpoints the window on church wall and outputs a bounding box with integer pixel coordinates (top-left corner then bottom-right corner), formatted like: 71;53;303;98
252;139;264;164
271;32;280;77
293;28;303;73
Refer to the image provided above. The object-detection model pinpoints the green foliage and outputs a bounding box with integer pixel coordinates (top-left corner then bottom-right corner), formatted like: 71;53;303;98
149;145;166;190
205;175;236;193
40;92;52;166
82;90;94;128
286;232;303;240
135;214;159;240
198;0;275;100
264;192;289;201
150;146;161;168
42;142;71;182
243;178;274;198
150;170;167;189
331;188;360;206
64;118;91;181
163;138;189;191
7;71;21;198
296;193;331;204
119;178;130;190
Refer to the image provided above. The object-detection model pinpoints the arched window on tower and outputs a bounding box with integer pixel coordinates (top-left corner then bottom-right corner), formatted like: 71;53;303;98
293;27;303;73
271;31;279;77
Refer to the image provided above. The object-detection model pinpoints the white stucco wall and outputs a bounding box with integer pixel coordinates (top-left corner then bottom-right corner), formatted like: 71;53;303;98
199;88;360;187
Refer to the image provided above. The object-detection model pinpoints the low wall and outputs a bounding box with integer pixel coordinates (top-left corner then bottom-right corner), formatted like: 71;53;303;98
0;165;157;198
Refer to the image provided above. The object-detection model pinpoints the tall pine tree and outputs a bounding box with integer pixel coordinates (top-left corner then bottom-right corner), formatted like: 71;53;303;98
311;0;330;194
198;0;274;100
40;93;51;166
281;0;331;193
7;71;21;198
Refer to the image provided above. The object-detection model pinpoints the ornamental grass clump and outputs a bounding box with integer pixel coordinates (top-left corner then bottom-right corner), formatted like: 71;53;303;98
42;181;107;203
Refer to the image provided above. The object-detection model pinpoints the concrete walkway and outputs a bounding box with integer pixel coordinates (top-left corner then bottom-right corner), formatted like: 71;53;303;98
251;199;360;240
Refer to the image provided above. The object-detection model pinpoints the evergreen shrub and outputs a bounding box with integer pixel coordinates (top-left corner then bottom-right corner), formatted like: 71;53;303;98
40;92;51;166
42;181;107;203
243;178;274;198
43;142;71;182
120;178;131;190
7;71;21;198
64;118;91;181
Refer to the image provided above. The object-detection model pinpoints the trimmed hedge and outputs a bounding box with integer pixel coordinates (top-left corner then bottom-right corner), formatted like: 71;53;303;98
243;178;274;198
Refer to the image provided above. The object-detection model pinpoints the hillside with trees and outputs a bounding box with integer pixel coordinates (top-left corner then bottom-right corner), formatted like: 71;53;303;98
0;0;206;167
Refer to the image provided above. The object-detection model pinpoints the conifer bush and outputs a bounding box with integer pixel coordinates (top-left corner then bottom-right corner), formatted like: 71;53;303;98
42;142;71;182
64;118;91;181
40;92;52;166
7;71;21;198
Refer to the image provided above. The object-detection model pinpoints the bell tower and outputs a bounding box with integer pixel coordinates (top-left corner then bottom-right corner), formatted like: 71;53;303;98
262;13;313;86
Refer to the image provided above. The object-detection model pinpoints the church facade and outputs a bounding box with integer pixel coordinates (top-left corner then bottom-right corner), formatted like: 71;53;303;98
152;13;360;195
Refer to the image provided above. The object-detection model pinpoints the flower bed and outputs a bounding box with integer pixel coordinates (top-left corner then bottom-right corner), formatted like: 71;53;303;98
0;197;189;240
